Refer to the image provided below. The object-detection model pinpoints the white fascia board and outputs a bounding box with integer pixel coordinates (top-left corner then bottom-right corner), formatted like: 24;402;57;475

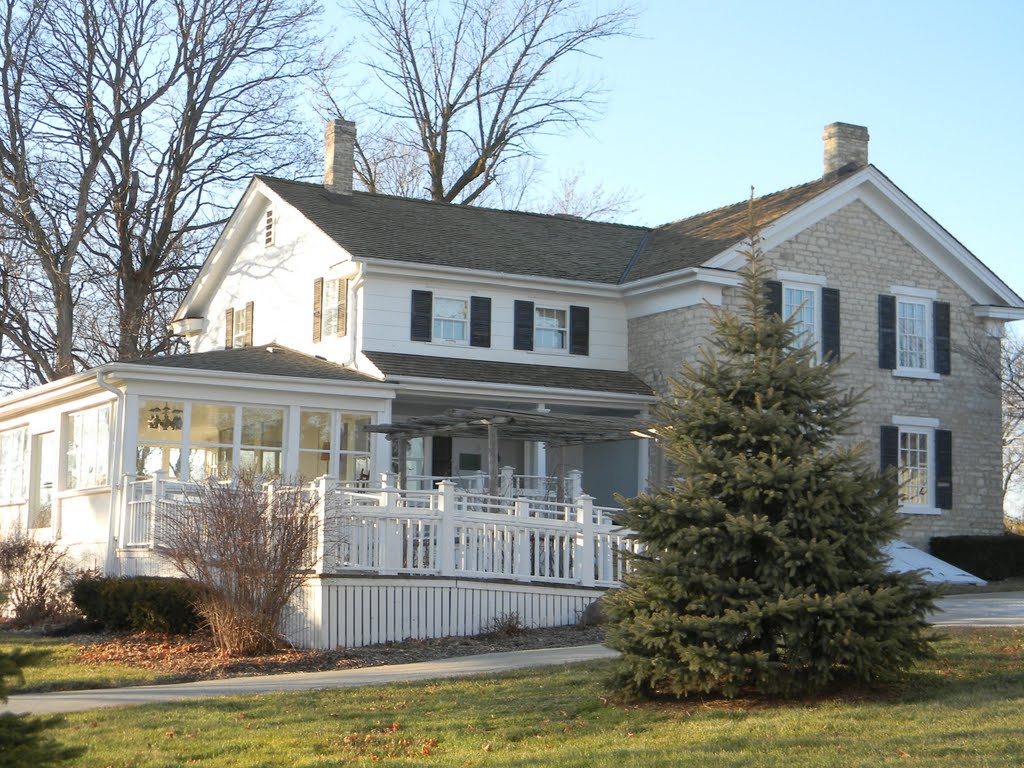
173;178;264;322
0;369;107;420
359;258;622;300
974;305;1024;322
109;365;396;401
387;376;655;407
705;167;1024;309
620;267;742;319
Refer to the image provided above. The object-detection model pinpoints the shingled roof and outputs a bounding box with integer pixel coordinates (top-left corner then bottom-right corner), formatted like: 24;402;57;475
259;169;857;285
364;351;654;397
119;344;382;383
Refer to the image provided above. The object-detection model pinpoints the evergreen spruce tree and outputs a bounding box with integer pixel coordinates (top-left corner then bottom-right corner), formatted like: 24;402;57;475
605;224;936;698
0;649;83;766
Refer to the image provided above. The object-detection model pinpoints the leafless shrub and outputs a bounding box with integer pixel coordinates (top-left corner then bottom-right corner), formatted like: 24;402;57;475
0;532;74;626
484;612;526;637
161;474;321;656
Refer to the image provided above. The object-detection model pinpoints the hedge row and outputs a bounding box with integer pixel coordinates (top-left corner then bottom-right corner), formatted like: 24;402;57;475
929;535;1024;582
71;576;205;634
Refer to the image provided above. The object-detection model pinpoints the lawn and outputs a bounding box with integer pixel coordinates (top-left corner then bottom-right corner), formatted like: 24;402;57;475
40;627;1024;768
0;633;171;692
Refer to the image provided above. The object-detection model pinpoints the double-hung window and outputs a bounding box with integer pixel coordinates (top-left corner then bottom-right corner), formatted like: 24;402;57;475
225;302;253;349
881;419;952;514
783;285;817;350
534;307;568;350
878;288;950;377
433;297;469;344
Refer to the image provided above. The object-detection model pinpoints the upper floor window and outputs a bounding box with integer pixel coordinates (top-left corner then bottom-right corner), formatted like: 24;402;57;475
783;285;817;349
433;297;469;343
534;307;567;350
410;291;490;348
66;405;111;489
513;300;589;355
225;302;253;349
766;275;839;362
264;208;275;247
0;427;27;501
878;289;950;377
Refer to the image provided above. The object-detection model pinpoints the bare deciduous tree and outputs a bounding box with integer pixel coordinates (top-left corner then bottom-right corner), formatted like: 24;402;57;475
960;326;1024;512
162;475;321;656
541;169;636;221
344;0;636;205
0;0;334;390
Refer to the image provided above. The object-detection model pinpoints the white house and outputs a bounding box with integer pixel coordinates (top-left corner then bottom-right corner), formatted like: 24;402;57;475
1;121;1020;646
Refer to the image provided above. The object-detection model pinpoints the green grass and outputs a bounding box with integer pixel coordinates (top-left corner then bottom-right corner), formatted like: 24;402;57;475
0;633;170;692
41;627;1024;767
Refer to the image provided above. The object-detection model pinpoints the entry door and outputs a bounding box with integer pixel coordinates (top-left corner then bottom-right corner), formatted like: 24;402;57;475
29;432;56;529
431;436;452;477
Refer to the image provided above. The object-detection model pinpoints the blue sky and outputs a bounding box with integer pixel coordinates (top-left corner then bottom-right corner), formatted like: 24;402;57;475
532;0;1024;298
335;1;1024;298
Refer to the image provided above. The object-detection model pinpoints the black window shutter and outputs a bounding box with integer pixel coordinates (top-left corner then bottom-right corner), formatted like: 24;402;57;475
312;278;323;343
878;295;896;369
410;290;432;342
765;280;782;317
935;429;953;509
821;287;840;362
933;301;951;375
224;307;234;349
880;425;899;475
470;296;491;348
514;300;534;351
569;305;590;356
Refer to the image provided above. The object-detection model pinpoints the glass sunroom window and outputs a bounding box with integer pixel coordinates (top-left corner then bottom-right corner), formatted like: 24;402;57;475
66;405;111;489
136;400;185;478
298;410;372;482
188;403;236;480
240;407;283;476
0;427;27;501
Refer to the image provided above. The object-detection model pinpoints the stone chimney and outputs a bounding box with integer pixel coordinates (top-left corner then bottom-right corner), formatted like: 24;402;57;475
823;122;869;176
324;119;356;195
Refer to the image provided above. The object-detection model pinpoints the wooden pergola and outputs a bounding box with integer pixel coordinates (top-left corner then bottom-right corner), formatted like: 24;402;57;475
365;407;652;495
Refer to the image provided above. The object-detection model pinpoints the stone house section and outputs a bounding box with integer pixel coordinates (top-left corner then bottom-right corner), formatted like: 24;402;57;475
627;198;1005;547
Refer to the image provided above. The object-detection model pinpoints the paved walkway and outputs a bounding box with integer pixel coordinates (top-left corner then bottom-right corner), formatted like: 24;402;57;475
4;592;1022;716
930;590;1024;627
2;644;619;716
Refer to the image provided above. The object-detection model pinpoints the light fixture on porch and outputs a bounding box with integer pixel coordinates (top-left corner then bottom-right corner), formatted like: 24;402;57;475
148;403;183;431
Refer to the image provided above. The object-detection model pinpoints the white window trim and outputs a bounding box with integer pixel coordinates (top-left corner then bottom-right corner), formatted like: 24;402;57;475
891;417;940;516
892;290;934;379
781;278;822;359
533;304;569;353
431;296;470;346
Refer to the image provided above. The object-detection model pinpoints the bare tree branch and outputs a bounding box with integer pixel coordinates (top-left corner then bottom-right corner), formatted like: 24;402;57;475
344;0;636;205
0;0;338;390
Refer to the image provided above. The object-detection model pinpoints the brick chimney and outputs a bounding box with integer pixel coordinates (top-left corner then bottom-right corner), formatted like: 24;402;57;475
324;119;356;195
823;122;869;176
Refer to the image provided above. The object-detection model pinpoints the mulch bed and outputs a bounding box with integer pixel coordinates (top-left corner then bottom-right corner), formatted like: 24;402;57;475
73;624;606;684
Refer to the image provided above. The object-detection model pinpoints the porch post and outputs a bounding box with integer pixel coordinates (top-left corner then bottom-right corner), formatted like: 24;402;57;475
499;466;515;497
437;479;456;576
567;469;583;502
487;423;499;496
575;494;596;587
555;444;566;503
396;438;408;490
315;476;331;574
514;497;531;580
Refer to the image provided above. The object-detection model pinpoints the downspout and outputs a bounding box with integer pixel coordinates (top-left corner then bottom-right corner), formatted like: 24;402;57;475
96;370;126;576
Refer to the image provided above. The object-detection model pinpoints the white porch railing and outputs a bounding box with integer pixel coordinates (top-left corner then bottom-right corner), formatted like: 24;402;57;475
405;467;585;502
120;474;633;588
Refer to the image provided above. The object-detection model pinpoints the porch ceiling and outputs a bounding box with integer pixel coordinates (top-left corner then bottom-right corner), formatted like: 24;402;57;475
365;407;652;446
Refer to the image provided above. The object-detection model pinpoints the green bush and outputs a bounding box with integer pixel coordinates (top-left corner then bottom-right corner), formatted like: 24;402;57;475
70;576;204;634
929;535;1024;581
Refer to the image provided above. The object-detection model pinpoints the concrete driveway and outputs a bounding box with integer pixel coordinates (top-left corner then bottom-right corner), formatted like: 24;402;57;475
931;591;1024;626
